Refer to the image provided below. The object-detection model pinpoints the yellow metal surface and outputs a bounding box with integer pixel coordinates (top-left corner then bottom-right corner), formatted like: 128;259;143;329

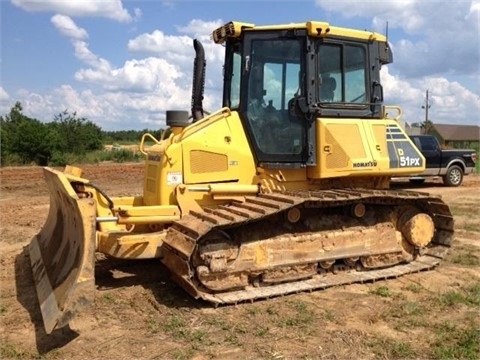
170;109;257;188
117;215;180;225
208;184;258;195
117;205;180;218
211;21;255;44
29;167;96;334
142;134;183;207
307;118;425;179
212;20;387;43
64;165;83;177
97;230;167;259
142;109;255;207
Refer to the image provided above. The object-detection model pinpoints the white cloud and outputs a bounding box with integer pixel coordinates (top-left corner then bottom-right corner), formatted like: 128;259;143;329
127;19;225;63
127;19;226;89
176;19;224;40
0;86;10;101
381;66;480;125
316;0;479;78
6;15;477;130
316;0;424;32
133;7;142;21
2;18;228;128
51;14;88;40
72;40;111;71
75;57;185;94
9;63;475;130
0;87;11;116
12;0;133;22
128;30;193;58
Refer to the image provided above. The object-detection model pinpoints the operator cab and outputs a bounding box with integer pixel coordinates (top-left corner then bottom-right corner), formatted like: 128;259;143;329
218;22;392;167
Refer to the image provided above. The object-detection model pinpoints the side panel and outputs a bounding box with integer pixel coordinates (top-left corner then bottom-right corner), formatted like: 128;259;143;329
180;110;257;185
307;118;425;179
143;140;184;207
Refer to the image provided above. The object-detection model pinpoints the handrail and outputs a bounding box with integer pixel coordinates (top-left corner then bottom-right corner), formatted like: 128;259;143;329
383;105;402;121
139;133;161;155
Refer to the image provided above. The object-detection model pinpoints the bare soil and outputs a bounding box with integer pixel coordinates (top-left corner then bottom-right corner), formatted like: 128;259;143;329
1;164;479;359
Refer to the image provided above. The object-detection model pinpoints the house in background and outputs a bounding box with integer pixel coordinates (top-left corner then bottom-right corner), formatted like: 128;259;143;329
404;122;480;149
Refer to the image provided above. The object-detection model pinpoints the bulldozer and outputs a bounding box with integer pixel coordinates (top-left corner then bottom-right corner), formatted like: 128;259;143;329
29;21;454;334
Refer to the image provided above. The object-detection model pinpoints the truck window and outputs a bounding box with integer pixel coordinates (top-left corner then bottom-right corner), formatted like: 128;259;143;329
419;137;437;151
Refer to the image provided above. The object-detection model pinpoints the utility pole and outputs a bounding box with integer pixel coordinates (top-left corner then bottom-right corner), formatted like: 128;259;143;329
421;89;432;134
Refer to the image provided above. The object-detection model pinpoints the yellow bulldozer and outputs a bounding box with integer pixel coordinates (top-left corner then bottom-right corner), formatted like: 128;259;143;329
30;21;454;334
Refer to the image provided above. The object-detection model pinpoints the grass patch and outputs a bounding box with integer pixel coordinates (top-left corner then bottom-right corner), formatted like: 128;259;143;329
439;290;466;306
382;300;429;330
435;282;480;307
0;342;35;359
169;346;195;360
277;300;315;328
100;292;116;303
224;332;241;346
254;325;269;337
369;285;391;297
145;317;161;333
161;313;211;346
448;245;480;266
204;315;231;331
162;313;188;338
450;253;480;266
462;223;480;232
432;321;480;360
403;282;423;293
449;205;479;217
392;300;425;317
322;308;336;322
367;336;417;359
465;282;480;305
266;305;278;316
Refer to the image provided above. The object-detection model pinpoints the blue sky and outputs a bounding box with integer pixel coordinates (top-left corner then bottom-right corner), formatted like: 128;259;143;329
1;0;479;130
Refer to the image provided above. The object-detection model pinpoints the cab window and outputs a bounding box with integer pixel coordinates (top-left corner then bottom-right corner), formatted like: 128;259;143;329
318;43;367;103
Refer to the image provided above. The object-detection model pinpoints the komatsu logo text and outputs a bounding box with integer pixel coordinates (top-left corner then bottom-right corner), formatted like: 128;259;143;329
353;160;377;168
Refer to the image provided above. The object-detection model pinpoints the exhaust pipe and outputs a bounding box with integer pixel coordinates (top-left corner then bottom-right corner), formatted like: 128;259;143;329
191;39;206;122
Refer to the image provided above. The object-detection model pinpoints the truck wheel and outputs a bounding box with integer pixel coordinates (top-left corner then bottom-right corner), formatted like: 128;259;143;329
442;165;463;186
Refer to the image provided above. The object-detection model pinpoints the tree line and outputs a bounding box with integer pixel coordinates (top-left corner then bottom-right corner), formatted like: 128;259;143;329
0;102;163;166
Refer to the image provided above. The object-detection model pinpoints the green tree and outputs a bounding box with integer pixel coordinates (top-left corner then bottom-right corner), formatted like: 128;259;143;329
1;102;23;160
1;103;105;166
0;102;53;165
52;110;103;153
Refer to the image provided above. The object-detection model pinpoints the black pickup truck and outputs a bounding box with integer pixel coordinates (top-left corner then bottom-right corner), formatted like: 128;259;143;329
407;135;477;186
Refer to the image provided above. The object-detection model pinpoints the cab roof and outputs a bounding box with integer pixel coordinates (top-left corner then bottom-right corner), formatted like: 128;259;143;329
212;21;387;44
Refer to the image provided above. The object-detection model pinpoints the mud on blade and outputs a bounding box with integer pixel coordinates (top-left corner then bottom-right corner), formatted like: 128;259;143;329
29;167;96;333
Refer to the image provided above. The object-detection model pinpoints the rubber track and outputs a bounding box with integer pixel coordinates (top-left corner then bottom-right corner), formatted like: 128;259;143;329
162;188;454;304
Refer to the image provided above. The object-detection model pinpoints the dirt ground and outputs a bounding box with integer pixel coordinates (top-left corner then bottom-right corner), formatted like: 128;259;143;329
1;163;479;359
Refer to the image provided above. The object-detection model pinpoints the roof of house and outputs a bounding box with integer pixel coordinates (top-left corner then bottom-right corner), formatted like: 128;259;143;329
432;123;480;141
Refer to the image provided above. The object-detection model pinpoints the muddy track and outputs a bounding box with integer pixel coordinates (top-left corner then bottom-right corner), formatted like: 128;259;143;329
162;188;454;304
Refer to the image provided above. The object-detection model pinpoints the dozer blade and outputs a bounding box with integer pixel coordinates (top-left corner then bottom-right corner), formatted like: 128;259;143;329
29;167;96;334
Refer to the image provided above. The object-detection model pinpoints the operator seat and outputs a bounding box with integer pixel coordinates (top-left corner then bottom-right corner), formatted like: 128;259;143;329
320;76;336;102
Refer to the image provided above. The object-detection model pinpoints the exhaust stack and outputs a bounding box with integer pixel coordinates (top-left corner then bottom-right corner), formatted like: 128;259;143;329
191;39;206;122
